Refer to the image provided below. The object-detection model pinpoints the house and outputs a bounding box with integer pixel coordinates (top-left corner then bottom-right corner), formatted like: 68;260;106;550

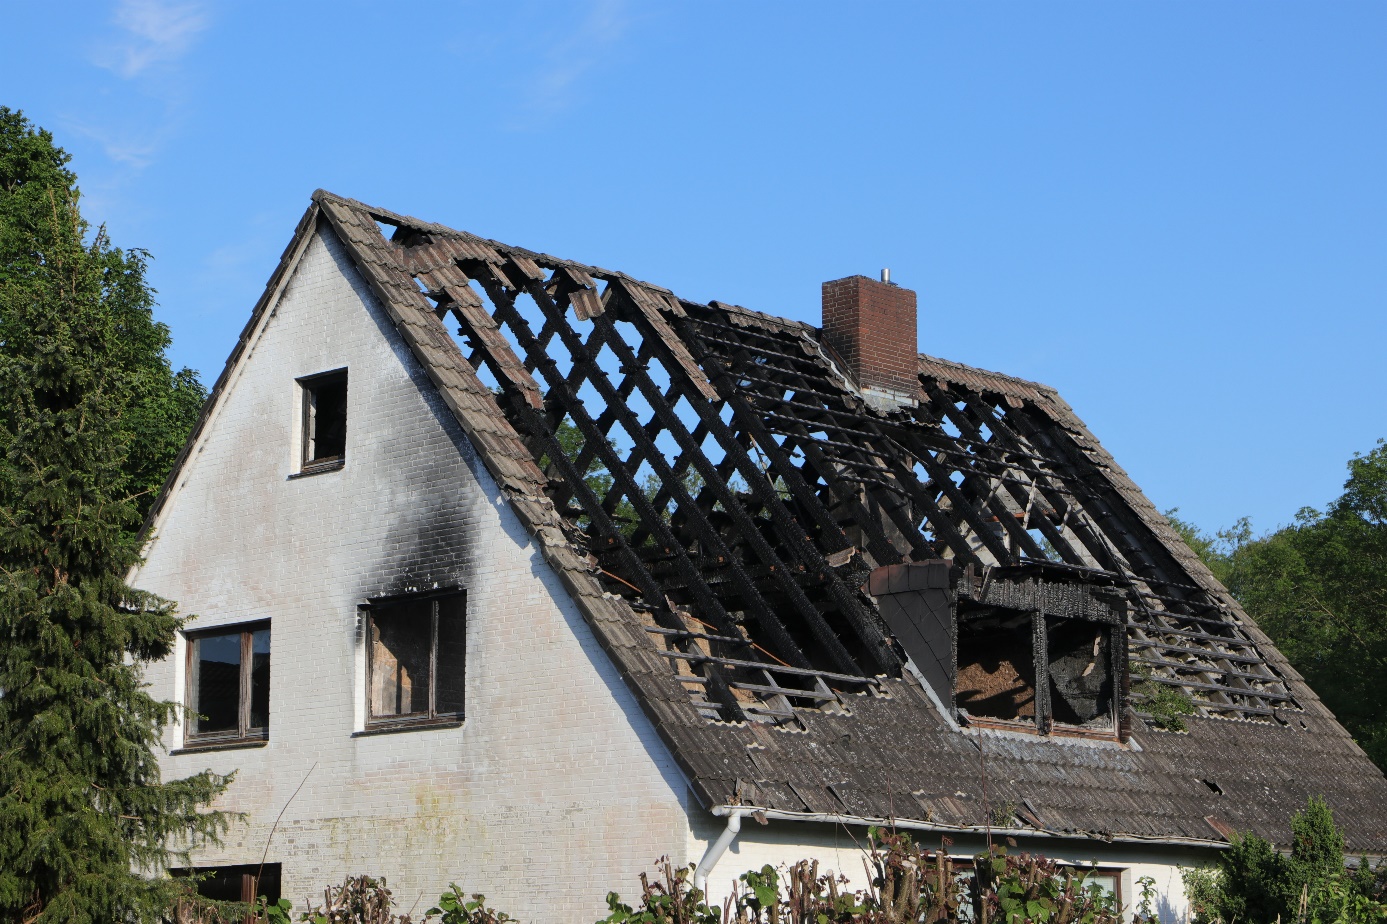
137;191;1387;921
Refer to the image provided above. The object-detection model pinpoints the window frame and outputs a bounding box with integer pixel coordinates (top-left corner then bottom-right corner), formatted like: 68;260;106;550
1059;864;1124;912
954;612;1127;741
362;588;466;733
183;620;271;748
297;368;348;474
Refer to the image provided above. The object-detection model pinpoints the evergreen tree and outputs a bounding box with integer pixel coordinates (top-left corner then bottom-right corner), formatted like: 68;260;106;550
0;108;230;923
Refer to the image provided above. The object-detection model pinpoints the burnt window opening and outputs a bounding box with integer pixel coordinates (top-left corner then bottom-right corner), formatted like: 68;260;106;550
873;561;1127;739
956;613;1038;723
1046;617;1115;727
185;622;270;745
172;862;282;920
364;590;465;729
300;368;347;470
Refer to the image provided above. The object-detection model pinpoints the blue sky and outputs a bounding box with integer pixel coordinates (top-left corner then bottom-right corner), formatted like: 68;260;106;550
4;2;1383;537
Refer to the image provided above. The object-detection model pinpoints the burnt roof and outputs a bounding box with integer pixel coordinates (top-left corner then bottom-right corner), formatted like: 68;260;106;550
156;190;1387;852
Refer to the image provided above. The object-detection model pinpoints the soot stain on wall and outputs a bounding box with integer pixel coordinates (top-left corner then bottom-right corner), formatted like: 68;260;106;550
355;280;486;606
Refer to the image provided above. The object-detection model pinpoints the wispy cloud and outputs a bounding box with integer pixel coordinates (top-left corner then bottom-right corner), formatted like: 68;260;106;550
64;120;163;169
72;0;211;171
519;0;630;121
95;0;210;79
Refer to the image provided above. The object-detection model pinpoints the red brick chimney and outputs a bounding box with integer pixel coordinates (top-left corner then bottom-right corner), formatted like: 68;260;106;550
821;272;919;409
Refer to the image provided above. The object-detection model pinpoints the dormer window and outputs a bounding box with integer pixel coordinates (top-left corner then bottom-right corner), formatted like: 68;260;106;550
872;560;1128;740
299;369;347;472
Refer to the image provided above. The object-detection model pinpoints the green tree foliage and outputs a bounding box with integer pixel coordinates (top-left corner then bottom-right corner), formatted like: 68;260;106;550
1192;797;1386;924
0;107;206;525
544;418;704;541
1165;439;1387;768
0;108;230;923
1127;660;1197;732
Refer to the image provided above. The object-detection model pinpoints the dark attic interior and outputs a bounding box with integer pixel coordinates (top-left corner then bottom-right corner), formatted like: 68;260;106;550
310;193;1298;738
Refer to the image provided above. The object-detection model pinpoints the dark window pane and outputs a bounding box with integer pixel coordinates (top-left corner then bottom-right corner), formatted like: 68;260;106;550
1047;619;1113;727
370;603;431;718
173;864;282;905
436;596;466;715
191;632;241;736
310;376;347;462
955;616;1036;722
250;628;271;730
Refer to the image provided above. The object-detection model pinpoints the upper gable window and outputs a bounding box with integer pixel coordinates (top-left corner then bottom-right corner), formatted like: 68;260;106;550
299;369;347;472
364;590;466;731
185;621;270;746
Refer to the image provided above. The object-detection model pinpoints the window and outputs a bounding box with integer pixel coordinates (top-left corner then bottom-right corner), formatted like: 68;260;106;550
172;863;281;922
1085;869;1121;908
956;613;1038;723
953;860;1121;921
185;622;270;745
871;560;1127;740
955;610;1119;736
365;590;465;730
300;369;347;471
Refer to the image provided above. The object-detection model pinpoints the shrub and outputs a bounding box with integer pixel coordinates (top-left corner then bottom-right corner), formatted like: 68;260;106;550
1184;796;1387;924
597;831;1144;924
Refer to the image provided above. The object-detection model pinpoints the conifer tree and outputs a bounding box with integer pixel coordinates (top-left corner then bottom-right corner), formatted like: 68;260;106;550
0;108;230;923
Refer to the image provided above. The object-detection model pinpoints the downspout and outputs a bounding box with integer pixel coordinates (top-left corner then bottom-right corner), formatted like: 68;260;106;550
693;809;747;895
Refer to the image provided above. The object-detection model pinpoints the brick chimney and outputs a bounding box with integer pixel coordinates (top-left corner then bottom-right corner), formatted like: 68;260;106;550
821;272;919;410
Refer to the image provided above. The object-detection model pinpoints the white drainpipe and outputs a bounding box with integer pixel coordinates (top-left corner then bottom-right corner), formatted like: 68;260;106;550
692;809;747;895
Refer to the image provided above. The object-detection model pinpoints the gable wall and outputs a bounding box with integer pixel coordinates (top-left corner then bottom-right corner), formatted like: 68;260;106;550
137;224;692;921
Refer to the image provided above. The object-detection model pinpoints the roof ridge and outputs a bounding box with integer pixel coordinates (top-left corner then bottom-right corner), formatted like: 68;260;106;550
918;351;1058;396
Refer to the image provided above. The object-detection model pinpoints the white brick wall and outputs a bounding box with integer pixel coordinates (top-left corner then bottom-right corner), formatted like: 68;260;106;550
688;816;1207;923
137;225;694;922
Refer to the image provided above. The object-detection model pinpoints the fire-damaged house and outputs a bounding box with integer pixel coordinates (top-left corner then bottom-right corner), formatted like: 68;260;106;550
137;191;1387;921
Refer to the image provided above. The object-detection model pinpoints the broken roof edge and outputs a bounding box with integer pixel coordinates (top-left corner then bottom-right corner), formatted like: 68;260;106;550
1028;388;1336;723
311;189;680;298
917;352;1061;403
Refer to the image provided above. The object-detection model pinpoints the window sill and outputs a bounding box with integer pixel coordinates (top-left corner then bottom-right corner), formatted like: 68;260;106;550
288;459;345;479
172;737;269;755
961;714;1122;744
353;718;463;738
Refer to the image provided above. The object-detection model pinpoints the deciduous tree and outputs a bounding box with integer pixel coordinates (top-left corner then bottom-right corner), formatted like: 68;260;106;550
1167;439;1387;769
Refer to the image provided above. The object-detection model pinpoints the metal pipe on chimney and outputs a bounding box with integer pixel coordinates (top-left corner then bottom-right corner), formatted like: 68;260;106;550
881;268;891;285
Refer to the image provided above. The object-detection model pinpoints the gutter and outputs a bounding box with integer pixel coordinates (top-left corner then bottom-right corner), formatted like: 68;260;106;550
708;805;1229;851
693;809;748;894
